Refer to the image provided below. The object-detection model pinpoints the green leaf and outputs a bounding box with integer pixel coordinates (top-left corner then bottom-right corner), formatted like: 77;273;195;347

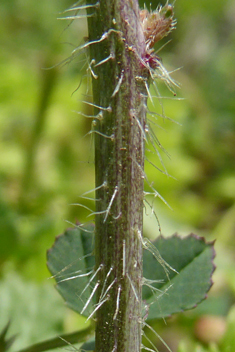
47;228;215;320
47;225;95;318
143;234;215;320
0;272;66;352
0;321;17;352
221;305;235;352
80;337;95;352
16;328;94;352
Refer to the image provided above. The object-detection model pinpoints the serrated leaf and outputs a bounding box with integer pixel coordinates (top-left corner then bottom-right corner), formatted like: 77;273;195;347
143;234;215;320
47;227;215;320
47;225;95;317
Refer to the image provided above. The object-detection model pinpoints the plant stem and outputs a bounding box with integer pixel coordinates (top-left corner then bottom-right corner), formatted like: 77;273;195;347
86;1;147;351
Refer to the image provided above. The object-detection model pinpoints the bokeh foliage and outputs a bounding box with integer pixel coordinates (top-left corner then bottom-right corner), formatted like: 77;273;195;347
0;0;234;351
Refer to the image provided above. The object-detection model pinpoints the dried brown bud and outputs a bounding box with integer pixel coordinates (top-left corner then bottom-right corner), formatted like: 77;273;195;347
140;4;176;49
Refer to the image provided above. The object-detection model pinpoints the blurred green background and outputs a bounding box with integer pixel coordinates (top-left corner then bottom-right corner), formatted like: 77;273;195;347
0;0;234;351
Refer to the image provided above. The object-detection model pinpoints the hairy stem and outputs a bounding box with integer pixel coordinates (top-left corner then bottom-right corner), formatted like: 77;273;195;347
86;1;147;351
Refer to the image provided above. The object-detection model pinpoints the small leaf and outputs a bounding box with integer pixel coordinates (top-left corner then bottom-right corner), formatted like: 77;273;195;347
143;234;216;320
47;225;95;317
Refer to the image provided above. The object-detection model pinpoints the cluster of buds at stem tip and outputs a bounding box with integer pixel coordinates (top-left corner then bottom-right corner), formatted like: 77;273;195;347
139;3;176;71
140;3;176;50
